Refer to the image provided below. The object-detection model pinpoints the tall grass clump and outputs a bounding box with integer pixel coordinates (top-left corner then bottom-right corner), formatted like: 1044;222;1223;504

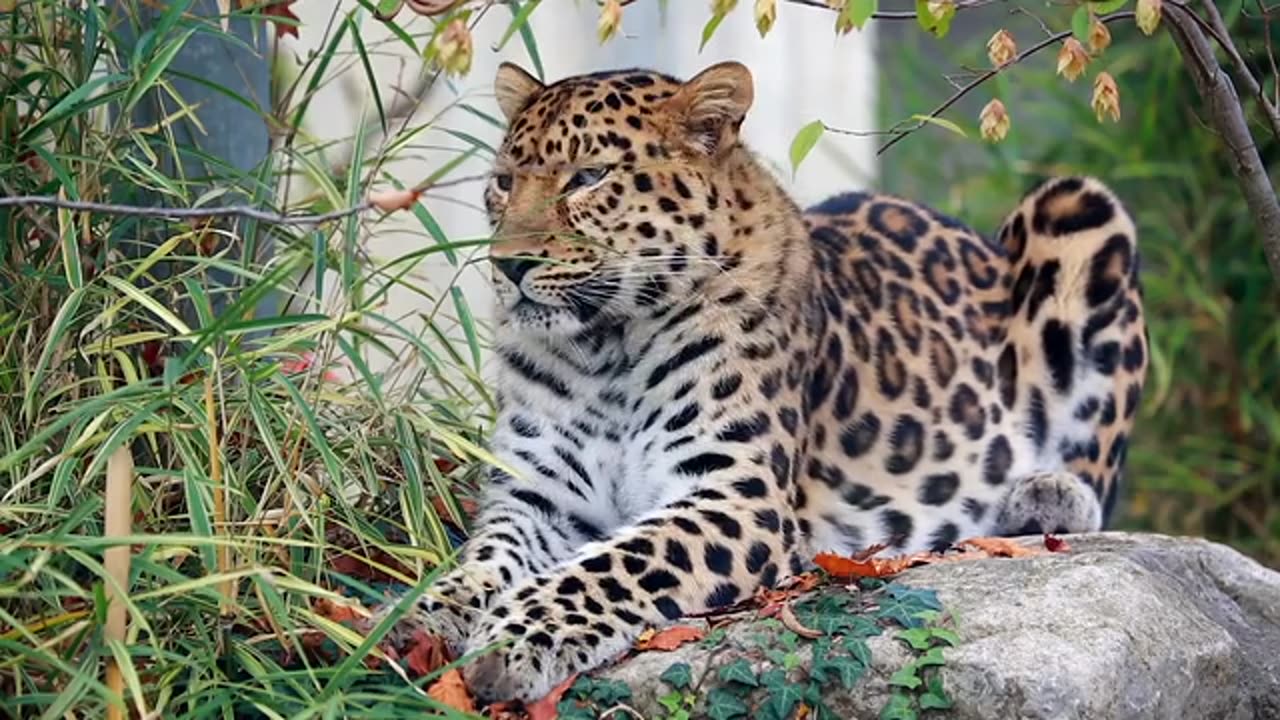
880;5;1280;566
0;1;509;716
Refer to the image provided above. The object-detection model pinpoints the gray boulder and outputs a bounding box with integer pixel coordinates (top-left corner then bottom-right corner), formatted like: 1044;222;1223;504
577;532;1280;720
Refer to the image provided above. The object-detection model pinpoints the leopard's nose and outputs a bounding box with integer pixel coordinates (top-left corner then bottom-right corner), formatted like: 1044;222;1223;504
493;256;538;285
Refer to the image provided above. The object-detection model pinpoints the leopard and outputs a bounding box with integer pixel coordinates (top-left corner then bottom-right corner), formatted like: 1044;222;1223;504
370;60;1149;705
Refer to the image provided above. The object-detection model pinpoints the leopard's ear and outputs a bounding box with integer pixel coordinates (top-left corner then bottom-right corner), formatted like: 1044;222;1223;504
663;61;754;156
495;62;544;121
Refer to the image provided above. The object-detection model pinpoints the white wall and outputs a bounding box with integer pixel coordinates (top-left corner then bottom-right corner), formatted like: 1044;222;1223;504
289;1;878;388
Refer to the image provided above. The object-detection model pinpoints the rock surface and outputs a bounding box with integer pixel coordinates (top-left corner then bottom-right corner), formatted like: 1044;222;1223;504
589;532;1280;720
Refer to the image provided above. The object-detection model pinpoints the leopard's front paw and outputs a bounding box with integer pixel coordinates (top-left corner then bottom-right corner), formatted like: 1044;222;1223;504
362;574;492;657
366;595;473;656
460;594;634;704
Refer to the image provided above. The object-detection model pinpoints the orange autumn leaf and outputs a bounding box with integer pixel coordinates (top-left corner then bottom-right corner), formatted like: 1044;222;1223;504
404;630;452;677
957;536;1045;558
814;550;929;579
312;596;365;623
426;668;476;714
635;624;705;651
524;672;580;720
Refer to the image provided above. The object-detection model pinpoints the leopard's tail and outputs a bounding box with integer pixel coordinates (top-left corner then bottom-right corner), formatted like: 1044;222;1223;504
990;176;1148;532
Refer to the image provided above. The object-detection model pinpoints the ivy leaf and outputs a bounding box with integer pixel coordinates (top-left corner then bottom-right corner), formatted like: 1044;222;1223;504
788;119;825;175
897;627;934;651
555;701;598;720
876;585;942;628
916;646;947;667
880;692;919;720
843;636;873;666
588;678;633;706
718;658;760;687
929;627;960;647
888;665;922;690
812;653;867;689
659;690;684;713
660;662;693;690
758;667;788;689
1071;5;1092;43
759;681;805;720
706;688;750;720
701;626;729;647
920;674;953;710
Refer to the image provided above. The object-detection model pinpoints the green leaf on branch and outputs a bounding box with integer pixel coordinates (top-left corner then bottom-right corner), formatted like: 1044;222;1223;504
1091;0;1130;12
845;0;877;30
909;114;967;137
789;120;825;175
701;12;728;51
914;0;955;38
1071;6;1092;43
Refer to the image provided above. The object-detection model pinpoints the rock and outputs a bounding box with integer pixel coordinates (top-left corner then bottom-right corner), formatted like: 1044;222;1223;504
579;532;1280;720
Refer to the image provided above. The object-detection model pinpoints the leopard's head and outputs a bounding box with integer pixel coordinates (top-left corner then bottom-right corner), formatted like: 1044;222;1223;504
484;61;756;337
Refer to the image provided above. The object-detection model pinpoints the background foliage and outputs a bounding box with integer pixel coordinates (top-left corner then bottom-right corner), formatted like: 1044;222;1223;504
880;0;1280;565
1;0;1277;717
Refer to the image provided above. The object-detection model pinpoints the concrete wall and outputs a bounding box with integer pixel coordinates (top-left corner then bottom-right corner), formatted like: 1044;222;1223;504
289;1;879;388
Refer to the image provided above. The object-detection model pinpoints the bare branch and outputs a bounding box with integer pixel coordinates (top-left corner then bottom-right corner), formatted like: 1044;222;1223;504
1165;2;1280;278
0;174;488;226
1171;0;1280;143
874;11;1135;156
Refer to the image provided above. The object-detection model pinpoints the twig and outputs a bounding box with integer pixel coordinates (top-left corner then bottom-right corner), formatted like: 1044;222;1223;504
0;174;487;225
615;0;999;21
1164;2;1280;279
875;11;1136;156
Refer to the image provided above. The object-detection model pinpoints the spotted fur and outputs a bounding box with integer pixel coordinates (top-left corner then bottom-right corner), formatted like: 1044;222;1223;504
371;62;1149;703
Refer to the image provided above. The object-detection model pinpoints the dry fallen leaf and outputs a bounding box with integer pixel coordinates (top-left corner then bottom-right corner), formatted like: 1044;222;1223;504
524;672;580;720
635;624;705;651
813;550;939;579
779;603;822;639
957;536;1045;558
404;630;452;677
368;187;422;212
427;668;476;714
312;596;367;623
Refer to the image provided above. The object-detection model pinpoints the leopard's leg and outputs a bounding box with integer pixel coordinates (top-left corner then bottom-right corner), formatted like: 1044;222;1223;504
989;176;1148;535
370;464;612;656
459;469;799;702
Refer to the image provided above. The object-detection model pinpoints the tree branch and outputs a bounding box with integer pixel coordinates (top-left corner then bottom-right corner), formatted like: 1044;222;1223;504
873;11;1135;156
1174;0;1280;143
615;0;999;22
0;174;487;226
1165;2;1280;279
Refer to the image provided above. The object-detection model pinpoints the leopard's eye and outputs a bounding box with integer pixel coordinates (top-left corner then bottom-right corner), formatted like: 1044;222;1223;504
494;173;513;192
562;166;611;194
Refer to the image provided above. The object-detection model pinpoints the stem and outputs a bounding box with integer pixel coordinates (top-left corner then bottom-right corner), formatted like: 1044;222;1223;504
876;11;1135;156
